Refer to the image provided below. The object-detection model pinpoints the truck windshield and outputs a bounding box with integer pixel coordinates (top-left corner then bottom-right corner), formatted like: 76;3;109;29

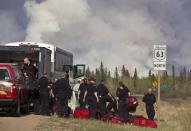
0;69;11;82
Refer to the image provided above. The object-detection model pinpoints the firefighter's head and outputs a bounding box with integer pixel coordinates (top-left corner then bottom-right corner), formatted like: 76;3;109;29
148;88;152;94
24;57;30;64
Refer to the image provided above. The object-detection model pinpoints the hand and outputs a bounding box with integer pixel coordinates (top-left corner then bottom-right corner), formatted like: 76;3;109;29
97;98;99;103
83;98;85;103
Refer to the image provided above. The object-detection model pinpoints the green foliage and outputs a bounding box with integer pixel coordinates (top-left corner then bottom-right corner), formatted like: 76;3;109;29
85;62;191;96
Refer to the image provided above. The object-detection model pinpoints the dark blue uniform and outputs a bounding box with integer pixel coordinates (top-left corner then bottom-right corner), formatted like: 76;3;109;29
78;83;88;108
38;76;50;115
116;86;130;122
53;78;72;117
143;93;156;120
86;83;98;118
96;83;110;117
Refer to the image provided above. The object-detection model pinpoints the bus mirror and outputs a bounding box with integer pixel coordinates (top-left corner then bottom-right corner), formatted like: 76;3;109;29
74;64;85;78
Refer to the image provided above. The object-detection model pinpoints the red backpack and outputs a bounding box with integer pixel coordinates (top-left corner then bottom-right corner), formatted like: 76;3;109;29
126;96;138;113
101;111;115;122
111;115;124;125
130;115;158;128
73;107;90;119
146;119;158;128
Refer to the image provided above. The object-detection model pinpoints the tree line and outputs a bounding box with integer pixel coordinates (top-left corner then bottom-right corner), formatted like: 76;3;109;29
85;62;191;97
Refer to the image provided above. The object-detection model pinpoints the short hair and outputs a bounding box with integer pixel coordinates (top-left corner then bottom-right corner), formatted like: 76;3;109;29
119;81;124;87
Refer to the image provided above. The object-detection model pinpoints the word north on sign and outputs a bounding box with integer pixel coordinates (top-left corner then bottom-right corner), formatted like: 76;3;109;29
153;45;167;71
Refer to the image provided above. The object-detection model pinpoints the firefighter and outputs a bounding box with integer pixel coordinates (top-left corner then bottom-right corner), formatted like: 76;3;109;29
38;72;50;116
116;81;130;122
142;88;156;120
33;62;39;79
53;76;72;117
96;80;113;117
23;57;35;85
78;78;88;108
83;78;99;119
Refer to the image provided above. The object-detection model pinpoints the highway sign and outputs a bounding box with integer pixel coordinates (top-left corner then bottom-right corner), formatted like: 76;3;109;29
153;45;167;71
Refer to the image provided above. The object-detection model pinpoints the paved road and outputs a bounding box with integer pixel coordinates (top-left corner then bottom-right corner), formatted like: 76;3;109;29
0;114;47;131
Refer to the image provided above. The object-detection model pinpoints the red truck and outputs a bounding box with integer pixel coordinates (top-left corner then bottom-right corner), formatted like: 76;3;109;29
0;63;30;116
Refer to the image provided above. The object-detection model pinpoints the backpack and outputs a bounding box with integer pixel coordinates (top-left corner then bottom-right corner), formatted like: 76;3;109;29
111;115;124;125
130;115;158;128
101;111;115;122
73;107;90;119
126;96;138;113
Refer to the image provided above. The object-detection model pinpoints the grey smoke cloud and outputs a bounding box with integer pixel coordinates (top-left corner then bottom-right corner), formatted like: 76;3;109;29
0;0;191;76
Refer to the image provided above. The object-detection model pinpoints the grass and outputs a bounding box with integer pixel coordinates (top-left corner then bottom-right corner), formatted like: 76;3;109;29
35;98;191;131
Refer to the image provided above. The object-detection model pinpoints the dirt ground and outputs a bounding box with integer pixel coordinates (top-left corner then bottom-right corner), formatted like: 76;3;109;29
0;114;48;131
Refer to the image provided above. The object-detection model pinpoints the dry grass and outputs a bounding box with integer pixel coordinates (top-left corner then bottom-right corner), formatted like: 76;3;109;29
36;97;191;131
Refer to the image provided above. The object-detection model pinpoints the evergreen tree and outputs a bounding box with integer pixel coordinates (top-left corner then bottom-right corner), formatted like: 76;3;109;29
151;73;156;81
148;69;152;78
100;61;106;81
133;68;138;89
107;71;111;78
125;69;130;77
172;65;175;87
114;67;119;80
91;70;95;78
95;68;100;83
114;67;119;87
85;66;91;78
122;65;126;77
162;70;169;85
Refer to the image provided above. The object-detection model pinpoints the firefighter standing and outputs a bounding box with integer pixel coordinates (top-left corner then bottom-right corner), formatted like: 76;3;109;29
116;81;130;122
142;88;156;120
78;78;88;108
83;78;99;119
38;72;50;116
53;77;72;117
23;57;35;85
96;80;113;117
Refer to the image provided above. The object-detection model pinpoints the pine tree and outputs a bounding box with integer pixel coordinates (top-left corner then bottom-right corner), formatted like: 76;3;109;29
133;68;138;89
107;71;111;78
148;70;152;78
162;70;169;85
114;67;119;87
151;73;156;81
114;67;119;81
172;65;175;87
100;61;106;81
95;68;100;83
91;70;95;78
183;67;187;82
85;66;91;78
122;65;126;77
125;69;130;77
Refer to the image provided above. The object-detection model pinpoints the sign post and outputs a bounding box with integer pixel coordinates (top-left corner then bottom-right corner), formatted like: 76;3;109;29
153;45;167;124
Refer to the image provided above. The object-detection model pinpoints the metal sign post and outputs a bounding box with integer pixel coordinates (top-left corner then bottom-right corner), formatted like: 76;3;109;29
157;70;161;121
153;45;167;124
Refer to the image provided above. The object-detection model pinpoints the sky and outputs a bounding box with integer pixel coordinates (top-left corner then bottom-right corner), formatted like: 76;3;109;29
0;0;191;76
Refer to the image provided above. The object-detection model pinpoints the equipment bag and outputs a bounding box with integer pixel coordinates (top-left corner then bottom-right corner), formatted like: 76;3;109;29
101;111;115;122
126;96;138;113
111;115;124;125
73;107;90;119
130;115;157;128
146;120;158;128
